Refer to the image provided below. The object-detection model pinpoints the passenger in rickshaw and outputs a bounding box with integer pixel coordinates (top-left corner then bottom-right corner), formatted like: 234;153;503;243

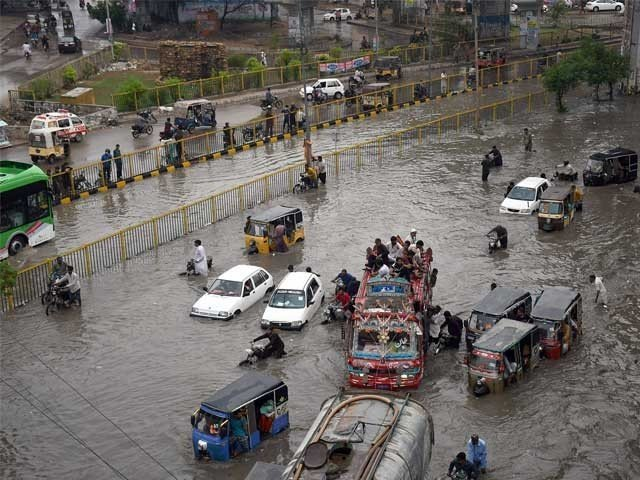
392;257;412;282
373;238;390;264
372;258;390;277
561;319;571;354
230;411;249;457
271;223;288;252
522;342;531;371
413;240;426;277
513;306;531;323
387;236;403;261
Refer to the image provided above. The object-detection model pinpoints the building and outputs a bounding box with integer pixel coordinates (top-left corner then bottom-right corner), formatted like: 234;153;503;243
623;0;639;93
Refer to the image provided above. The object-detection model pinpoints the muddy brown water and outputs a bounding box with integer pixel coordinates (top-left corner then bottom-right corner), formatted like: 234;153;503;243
1;93;639;480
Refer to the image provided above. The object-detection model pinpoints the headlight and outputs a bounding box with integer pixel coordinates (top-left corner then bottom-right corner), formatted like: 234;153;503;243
499;206;507;212
521;209;530;214
197;440;207;451
261;319;270;325
292;320;302;326
191;308;199;314
218;311;229;318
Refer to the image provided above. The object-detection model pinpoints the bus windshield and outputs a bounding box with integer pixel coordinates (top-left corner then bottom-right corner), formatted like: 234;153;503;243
354;328;414;356
0;162;54;260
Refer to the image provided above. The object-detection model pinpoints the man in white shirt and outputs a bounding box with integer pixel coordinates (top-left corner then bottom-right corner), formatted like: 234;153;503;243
589;274;607;308
387;236;403;261
193;239;209;276
405;228;418;245
54;265;81;306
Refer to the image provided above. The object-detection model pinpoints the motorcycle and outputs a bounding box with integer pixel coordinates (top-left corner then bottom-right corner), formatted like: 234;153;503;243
73;172;99;191
261;96;283;111
238;340;269;366
344;86;358;106
24;50;32;60
312;89;328;105
159;128;175;141
131;109;157;139
44;285;81;315
242;123;264;142
348;73;366;89
414;83;429;101
180;256;213;276
293;173;314;193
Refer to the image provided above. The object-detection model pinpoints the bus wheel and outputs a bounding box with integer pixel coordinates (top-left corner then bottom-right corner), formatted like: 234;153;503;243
47;154;56;164
8;235;27;256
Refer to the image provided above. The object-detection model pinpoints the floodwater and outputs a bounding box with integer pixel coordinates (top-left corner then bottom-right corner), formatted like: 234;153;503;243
9;79;543;269
2;92;640;480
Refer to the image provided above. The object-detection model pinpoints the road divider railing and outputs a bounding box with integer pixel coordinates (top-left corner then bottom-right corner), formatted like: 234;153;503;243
51;54;558;204
2;89;550;312
111;25;594;112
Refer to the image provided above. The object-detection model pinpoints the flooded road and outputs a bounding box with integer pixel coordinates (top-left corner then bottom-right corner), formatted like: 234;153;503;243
10;80;544;269
2;92;639;479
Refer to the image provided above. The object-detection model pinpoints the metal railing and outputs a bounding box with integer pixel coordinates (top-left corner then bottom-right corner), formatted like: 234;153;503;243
51;54;558;203
2;89;550;312
112;26;593;112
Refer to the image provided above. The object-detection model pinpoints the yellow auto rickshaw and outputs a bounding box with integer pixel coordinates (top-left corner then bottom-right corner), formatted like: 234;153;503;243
361;82;393;110
374;56;402;81
244;205;304;254
537;185;583;232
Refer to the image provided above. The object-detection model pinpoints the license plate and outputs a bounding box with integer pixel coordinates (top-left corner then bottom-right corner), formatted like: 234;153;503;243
375;385;389;390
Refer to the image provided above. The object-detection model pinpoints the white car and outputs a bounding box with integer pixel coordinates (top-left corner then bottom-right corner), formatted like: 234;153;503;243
510;3;518;13
261;272;325;330
323;8;353;21
191;265;274;320
299;78;346;100
500;177;550;215
585;0;624;12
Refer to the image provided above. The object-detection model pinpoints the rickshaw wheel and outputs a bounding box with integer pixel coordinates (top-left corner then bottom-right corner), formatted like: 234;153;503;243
188;126;195;134
74;134;83;143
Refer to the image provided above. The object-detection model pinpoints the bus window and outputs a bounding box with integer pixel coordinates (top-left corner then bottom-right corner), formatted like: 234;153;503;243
26;189;50;222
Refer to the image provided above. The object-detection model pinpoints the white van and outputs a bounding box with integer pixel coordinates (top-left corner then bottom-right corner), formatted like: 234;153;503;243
500;177;550;215
261;272;325;330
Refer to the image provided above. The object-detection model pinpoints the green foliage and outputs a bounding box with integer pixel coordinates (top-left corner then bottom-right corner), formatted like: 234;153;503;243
82;61;98;78
315;53;331;62
62;66;78;88
329;46;343;61
549;2;568;27
276;49;298;67
87;0;128;32
543;58;581;112
574;38;629;100
113;41;126;61
158;76;182;86
227;54;249;69
31;78;54;100
115;76;148;111
246;57;265;72
269;32;281;50
284;59;302;82
0;261;17;294
388;46;403;57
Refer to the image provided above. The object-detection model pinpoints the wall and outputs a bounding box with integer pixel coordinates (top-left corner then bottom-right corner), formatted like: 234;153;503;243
478;0;510;40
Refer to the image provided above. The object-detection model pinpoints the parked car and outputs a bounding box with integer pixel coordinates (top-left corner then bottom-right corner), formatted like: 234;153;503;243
300;78;345;100
510;3;518;13
261;272;325;330
190;265;274;320
323;8;353;21
499;177;550;215
58;35;82;54
585;0;624;12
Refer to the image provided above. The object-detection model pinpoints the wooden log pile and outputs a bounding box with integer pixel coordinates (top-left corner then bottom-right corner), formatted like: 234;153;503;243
159;41;228;81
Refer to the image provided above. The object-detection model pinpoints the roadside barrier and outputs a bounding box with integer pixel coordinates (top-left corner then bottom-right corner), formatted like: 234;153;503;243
111;25;595;112
2;89;550;312
50;54;559;205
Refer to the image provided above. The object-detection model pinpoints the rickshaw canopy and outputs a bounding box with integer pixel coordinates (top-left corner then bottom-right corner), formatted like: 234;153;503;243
363;82;391;93
374;56;401;68
589;147;637;163
540;185;574;202
250;205;301;224
174;99;216;110
473;319;537;353
202;372;285;414
473;287;530;316
531;287;580;322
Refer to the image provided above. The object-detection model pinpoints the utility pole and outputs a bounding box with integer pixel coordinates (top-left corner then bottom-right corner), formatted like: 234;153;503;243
298;0;310;142
375;0;379;59
473;0;481;128
105;0;114;59
427;0;433;97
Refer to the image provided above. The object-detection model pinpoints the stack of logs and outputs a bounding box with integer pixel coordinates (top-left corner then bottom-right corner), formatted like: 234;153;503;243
159;41;228;81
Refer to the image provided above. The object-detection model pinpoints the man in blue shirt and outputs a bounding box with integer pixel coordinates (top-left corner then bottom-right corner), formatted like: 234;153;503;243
100;149;112;185
335;269;357;296
230;412;249;456
467;434;487;475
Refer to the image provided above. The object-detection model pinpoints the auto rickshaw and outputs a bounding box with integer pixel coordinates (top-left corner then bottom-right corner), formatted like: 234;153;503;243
28;130;70;164
530;287;582;360
468;319;542;395
61;9;74;32
583;147;638;186
173;99;217;133
0;120;11;149
537;185;583;232
190;372;289;461
361;82;393;110
465;286;533;351
477;47;506;68
374;56;402;80
244;205;304;254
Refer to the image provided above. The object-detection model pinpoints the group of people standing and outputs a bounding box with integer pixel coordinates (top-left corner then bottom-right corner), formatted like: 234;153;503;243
480;128;533;182
100;144;124;184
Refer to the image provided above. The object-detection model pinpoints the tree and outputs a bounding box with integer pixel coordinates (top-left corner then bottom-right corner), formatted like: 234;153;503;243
543;58;582;112
549;1;568;28
219;0;255;31
574;38;629;101
87;0;128;32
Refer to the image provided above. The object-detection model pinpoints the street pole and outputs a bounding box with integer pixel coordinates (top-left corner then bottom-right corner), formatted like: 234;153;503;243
375;0;379;59
105;0;114;59
299;0;312;164
427;0;433;97
473;0;481;129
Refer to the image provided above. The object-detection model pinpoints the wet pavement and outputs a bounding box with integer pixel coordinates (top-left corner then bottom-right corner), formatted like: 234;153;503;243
7;79;545;269
2;91;639;480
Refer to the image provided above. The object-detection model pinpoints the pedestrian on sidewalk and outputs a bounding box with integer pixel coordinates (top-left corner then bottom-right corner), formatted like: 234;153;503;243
260;51;268;67
288;105;297;133
589;274;608;308
174;128;184;161
113;144;123;180
101;149;112;185
523;128;533;152
282;105;290;133
264;108;274;138
440;72;448;96
223;122;234;149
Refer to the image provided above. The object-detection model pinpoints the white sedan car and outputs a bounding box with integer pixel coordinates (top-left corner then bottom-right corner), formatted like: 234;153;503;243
510;3;518;13
299;78;346;100
191;265;274;320
585;0;624;12
261;272;325;330
323;8;353;21
500;177;550;215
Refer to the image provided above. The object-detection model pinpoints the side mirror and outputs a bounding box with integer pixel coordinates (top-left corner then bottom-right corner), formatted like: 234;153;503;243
190;414;196;427
202;286;208;292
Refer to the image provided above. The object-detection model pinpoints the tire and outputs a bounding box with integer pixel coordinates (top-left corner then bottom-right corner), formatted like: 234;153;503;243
274;99;283;109
329;17;335;21
334;92;343;99
31;155;39;163
293;184;303;193
187;125;194;134
41;291;53;305
146;125;154;135
47;154;56;164
132;129;140;139
615;5;621;11
346;16;352;20
592;6;598;11
8;235;29;255
74;134;83;143
306;93;313;101
46;301;57;316
244;132;252;142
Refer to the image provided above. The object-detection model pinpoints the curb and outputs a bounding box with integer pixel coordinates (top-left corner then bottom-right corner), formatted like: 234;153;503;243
56;74;542;206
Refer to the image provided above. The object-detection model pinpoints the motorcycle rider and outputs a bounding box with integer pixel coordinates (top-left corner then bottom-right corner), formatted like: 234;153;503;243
448;452;478;479
252;328;286;359
486;145;502;167
54;265;81;307
264;87;274;106
443;311;463;349
162;118;173;139
353;69;365;86
487;225;508;249
50;256;68;281
22;41;32;59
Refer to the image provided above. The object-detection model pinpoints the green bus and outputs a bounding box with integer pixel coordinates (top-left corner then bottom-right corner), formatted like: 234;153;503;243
0;160;55;260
